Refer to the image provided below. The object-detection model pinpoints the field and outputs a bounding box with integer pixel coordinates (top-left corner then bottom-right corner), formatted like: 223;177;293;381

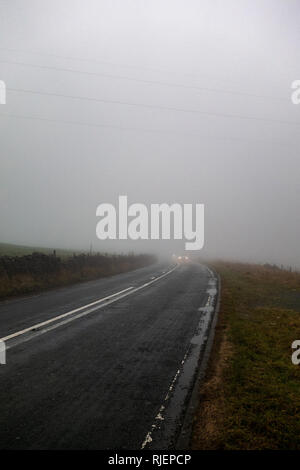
0;242;155;299
192;261;300;450
0;242;81;258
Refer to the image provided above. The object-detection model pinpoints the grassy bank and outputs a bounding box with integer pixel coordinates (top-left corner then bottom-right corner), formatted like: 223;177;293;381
0;250;155;299
192;262;300;450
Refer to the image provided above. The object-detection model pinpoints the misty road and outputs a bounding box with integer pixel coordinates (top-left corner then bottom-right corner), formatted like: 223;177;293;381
0;262;218;449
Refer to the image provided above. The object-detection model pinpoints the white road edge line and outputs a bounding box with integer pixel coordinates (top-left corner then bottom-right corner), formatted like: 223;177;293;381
140;348;190;450
1;265;178;343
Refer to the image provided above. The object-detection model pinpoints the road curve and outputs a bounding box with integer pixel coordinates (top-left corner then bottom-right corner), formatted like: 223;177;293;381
0;261;218;449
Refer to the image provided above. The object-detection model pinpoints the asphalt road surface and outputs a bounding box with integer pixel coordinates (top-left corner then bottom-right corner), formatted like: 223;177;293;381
0;261;218;450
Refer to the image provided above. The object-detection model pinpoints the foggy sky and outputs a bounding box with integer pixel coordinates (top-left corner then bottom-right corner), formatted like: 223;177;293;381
0;0;300;267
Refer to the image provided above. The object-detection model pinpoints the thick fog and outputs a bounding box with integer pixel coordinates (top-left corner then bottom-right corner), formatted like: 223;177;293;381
0;0;299;267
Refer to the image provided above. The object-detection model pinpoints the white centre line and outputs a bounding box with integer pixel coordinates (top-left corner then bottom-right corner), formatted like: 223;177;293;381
1;265;178;344
1;287;133;342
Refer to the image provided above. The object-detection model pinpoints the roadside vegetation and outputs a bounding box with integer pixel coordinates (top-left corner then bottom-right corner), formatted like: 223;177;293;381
0;246;155;299
192;261;300;450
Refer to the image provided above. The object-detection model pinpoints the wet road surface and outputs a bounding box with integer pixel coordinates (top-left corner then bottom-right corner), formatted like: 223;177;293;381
0;262;217;449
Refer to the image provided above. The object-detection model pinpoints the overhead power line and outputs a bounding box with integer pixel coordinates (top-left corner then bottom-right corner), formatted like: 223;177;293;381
0;59;286;103
0;46;240;84
8;86;300;128
0;111;288;146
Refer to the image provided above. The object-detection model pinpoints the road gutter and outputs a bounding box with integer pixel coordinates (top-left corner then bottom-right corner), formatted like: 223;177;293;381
175;268;221;449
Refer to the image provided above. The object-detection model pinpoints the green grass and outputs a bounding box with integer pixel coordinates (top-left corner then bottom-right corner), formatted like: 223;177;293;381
192;262;300;450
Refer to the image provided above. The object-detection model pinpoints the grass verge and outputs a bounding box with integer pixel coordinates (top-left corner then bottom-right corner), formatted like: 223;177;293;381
191;261;300;450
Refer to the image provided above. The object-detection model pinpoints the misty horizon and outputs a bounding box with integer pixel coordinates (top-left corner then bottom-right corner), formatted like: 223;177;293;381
1;0;300;268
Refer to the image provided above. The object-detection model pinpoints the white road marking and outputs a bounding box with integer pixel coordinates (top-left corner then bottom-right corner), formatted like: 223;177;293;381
1;287;133;342
141;348;190;449
1;265;178;344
